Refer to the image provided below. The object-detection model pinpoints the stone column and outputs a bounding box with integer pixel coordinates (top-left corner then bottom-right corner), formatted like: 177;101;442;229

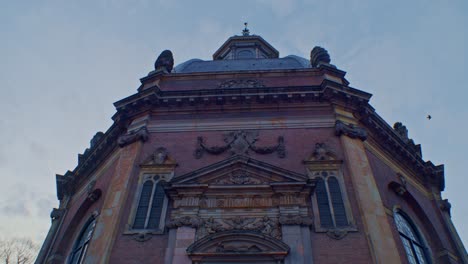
84;141;144;264
336;121;401;263
172;226;196;264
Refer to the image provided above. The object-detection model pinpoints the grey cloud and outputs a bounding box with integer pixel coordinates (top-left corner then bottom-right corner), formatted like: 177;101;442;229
1;201;31;217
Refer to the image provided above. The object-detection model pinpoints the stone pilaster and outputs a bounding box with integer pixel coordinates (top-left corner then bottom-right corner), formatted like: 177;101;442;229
281;225;313;264
339;133;401;263
172;227;196;264
164;229;177;264
84;141;143;264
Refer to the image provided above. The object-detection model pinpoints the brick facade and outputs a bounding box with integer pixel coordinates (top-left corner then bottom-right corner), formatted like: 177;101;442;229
36;34;467;264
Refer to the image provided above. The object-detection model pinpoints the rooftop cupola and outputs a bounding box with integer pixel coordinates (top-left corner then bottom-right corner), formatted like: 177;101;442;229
212;23;279;60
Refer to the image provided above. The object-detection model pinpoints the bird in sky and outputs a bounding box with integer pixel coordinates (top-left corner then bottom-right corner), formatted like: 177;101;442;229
427;115;432;120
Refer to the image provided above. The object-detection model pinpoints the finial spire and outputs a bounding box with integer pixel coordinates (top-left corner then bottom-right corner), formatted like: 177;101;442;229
242;22;250;36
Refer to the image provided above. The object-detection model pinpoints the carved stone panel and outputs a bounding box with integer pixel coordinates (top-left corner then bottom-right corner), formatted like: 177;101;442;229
196;216;281;240
195;130;285;159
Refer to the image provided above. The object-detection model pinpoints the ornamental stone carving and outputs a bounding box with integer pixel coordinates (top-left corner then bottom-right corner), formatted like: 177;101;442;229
195;130;285;159
216;242;262;253
142;147;169;165
335;120;367;141
218;79;265;89
440;199;452;217
215;171;264;185
50;208;64;222
197;216;281;240
117;127;149;147
326;229;348;240
166;216;203;229
132;233;152;242
154;50;174;73
310;46;331;68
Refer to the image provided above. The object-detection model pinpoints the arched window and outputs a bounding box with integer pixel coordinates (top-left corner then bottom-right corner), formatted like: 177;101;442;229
132;175;167;230
394;211;429;264
69;216;96;264
314;171;348;228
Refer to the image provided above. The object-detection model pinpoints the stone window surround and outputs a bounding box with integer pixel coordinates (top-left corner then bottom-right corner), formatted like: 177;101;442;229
67;211;99;264
124;172;172;235
392;206;433;264
309;168;356;232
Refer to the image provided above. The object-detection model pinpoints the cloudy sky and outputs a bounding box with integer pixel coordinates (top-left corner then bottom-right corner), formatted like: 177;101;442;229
1;0;467;247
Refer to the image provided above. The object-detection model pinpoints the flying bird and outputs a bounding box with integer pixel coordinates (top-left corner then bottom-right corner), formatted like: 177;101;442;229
427;115;432;120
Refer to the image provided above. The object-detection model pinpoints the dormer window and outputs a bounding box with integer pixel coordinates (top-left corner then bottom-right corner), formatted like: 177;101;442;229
213;35;279;60
237;49;255;59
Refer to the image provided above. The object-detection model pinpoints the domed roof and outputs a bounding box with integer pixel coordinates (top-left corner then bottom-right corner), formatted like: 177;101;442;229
174;55;310;73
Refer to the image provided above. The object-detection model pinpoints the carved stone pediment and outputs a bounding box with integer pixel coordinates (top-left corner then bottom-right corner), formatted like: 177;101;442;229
167;156;315;210
171;155;307;186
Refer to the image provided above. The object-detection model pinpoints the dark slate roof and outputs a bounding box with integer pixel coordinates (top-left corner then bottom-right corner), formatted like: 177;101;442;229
174;55;310;73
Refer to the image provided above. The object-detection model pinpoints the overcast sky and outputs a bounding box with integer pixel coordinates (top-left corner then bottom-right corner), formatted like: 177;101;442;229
1;0;467;248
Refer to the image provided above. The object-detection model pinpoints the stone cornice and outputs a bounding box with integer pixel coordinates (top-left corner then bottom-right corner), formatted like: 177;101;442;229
358;106;444;191
55;123;126;201
112;80;371;124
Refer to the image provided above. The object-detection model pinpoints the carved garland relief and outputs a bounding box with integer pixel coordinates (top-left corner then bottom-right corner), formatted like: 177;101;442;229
195;130;285;159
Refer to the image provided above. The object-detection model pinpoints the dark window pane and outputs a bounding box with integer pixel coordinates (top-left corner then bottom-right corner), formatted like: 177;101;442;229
316;178;333;228
147;183;166;229
69;217;96;264
414;245;426;264
328;177;348;227
396;212;428;264
133;180;153;229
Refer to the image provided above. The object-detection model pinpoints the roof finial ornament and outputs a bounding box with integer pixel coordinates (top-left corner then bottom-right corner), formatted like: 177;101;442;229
310;46;331;68
242;22;250;36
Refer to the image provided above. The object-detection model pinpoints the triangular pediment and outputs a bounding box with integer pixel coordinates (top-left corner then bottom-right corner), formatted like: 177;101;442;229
171;155;307;186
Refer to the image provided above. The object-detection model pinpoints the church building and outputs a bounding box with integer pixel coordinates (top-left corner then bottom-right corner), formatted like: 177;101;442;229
36;27;467;264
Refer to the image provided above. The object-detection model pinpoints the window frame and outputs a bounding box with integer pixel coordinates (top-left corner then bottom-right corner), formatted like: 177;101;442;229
68;214;97;264
308;169;356;232
125;173;170;234
394;210;431;264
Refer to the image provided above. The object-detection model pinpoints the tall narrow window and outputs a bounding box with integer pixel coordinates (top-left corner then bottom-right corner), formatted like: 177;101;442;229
394;212;429;264
313;171;348;228
69;216;96;264
132;175;167;230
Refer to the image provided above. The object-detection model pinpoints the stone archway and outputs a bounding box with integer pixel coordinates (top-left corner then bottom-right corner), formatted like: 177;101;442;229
186;231;290;264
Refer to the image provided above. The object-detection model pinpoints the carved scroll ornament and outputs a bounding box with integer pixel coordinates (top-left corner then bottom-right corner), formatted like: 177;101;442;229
335;120;367;141
117;127;149;147
195;130;285;159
